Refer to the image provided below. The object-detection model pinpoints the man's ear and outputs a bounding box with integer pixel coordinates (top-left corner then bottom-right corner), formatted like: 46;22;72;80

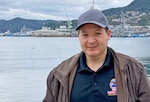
107;29;112;39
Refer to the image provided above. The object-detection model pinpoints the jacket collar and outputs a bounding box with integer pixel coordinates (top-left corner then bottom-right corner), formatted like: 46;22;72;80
53;48;128;102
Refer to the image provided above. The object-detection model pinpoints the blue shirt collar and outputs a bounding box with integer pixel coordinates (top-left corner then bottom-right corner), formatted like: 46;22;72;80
78;47;113;72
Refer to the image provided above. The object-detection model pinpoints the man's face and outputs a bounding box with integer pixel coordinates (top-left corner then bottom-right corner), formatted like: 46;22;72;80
78;23;111;58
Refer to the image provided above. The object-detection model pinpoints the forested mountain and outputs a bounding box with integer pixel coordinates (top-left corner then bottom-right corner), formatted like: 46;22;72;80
103;0;150;16
0;0;150;33
0;17;60;33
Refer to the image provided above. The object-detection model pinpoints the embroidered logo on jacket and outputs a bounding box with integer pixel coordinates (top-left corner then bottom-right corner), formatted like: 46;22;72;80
107;78;117;96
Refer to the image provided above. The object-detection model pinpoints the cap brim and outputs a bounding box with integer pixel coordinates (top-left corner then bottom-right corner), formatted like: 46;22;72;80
76;21;106;30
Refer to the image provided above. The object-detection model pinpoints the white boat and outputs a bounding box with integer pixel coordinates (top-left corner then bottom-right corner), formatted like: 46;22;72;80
29;26;71;37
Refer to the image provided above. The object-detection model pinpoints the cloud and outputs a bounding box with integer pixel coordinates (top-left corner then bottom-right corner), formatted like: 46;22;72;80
2;8;66;20
0;0;134;20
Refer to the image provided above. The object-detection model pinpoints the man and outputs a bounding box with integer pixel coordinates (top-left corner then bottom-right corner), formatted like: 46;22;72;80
43;9;150;102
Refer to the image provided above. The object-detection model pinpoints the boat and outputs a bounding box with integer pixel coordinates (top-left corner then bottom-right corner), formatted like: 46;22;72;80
123;32;150;37
3;30;14;36
29;26;71;37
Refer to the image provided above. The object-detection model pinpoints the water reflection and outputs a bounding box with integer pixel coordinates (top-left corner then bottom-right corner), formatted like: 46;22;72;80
0;37;150;102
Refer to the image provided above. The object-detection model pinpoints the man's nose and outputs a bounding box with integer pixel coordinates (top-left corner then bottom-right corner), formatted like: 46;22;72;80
88;36;96;43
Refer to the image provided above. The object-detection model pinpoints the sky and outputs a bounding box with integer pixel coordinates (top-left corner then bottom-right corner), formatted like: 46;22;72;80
0;0;134;20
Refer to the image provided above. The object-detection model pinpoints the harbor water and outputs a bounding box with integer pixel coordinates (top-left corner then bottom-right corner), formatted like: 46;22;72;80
0;37;150;102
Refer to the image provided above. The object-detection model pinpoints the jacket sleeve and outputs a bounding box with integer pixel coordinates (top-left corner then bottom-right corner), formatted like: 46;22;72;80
126;59;150;102
43;72;55;102
138;67;150;102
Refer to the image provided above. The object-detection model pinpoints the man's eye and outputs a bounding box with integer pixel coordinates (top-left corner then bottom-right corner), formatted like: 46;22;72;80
82;34;88;36
96;32;101;35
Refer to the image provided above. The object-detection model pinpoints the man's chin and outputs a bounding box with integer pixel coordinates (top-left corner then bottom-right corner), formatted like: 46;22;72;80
86;52;98;57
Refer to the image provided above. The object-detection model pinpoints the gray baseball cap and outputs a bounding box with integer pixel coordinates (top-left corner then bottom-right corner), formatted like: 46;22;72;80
76;9;109;30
